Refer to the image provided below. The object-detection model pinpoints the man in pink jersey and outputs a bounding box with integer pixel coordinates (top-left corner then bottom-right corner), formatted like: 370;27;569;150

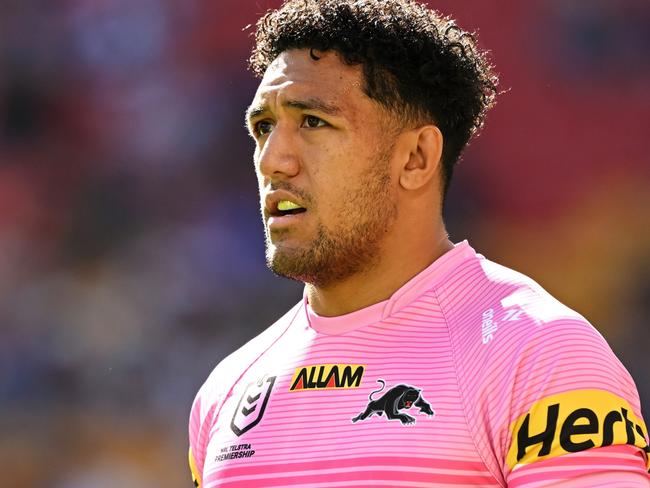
189;1;650;486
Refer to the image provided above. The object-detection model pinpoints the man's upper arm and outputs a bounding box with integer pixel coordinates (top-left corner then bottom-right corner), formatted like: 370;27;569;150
496;318;650;485
505;389;650;486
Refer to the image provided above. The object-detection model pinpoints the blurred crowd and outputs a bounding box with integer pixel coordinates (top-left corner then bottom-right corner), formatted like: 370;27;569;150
0;1;648;487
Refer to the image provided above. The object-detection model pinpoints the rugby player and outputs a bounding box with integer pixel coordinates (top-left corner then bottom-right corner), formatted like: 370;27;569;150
189;1;650;486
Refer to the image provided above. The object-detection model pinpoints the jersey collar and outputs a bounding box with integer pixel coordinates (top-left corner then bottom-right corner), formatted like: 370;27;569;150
304;240;478;335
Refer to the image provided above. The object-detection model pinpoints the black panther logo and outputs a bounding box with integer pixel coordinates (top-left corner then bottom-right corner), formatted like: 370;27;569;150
351;379;435;425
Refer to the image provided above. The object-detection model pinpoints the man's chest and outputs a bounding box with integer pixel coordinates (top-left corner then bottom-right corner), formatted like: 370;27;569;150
200;328;495;487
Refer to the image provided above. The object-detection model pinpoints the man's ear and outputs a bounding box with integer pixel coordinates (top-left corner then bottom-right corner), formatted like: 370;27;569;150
398;125;443;191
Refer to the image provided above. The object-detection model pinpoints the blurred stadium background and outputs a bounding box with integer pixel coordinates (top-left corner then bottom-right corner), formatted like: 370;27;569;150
0;1;648;487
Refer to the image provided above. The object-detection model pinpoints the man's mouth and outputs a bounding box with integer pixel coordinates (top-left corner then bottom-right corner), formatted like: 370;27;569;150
272;199;307;217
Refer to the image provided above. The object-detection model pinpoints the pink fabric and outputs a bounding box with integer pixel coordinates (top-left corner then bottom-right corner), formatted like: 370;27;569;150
189;241;650;487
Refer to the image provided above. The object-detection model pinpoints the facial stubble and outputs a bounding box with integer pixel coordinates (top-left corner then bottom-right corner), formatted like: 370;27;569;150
264;147;397;287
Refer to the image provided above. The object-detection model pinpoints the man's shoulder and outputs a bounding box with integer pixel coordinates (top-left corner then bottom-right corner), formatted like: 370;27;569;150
436;252;589;342
222;300;303;366
433;251;619;385
196;301;303;406
440;253;635;411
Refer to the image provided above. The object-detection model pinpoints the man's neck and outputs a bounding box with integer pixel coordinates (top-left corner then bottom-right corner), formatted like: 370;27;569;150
305;232;454;317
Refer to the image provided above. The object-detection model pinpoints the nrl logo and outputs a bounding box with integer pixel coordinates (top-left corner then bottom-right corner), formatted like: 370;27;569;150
230;375;276;437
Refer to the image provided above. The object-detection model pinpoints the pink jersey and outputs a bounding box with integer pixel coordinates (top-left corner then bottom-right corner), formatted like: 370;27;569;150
189;241;650;487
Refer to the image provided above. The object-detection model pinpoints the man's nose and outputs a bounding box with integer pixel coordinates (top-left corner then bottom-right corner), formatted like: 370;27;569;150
256;125;300;180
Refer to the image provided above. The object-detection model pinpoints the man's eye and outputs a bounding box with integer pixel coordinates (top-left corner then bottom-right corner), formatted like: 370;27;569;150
302;115;326;129
254;120;274;136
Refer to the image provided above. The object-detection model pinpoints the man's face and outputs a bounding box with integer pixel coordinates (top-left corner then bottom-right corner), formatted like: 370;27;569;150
247;49;398;287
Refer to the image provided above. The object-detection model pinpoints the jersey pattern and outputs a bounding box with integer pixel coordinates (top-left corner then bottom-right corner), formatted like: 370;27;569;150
189;241;650;487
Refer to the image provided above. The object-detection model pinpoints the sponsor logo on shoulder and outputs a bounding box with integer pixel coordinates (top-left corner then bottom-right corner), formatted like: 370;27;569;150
351;379;435;426
481;308;498;344
289;364;364;391
230;375;276;437
481;308;525;344
507;389;650;470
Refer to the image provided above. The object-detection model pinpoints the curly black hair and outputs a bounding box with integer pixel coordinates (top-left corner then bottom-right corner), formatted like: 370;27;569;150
250;0;498;200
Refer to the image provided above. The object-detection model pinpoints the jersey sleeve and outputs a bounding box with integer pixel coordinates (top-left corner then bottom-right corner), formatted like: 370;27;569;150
500;316;650;486
443;262;650;487
188;374;219;488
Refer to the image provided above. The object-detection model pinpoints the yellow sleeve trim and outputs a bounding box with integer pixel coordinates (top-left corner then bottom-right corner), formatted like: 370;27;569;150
189;447;201;488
